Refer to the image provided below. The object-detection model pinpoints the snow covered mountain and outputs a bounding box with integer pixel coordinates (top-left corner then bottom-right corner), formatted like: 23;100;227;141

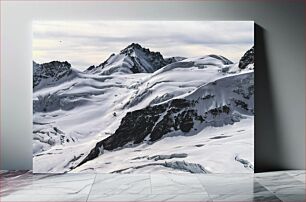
239;46;254;69
33;61;78;90
33;45;254;174
85;43;170;75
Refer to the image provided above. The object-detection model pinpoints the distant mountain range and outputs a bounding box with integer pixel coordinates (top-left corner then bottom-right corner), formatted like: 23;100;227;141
33;43;254;174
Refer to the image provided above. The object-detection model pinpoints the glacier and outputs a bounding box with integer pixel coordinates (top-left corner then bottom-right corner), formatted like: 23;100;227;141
33;43;254;174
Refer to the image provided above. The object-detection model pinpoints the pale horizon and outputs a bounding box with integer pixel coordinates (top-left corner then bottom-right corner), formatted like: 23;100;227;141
33;21;254;71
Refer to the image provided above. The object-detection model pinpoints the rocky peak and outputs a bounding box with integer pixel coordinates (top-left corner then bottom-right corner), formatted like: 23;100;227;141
239;46;254;69
40;61;71;74
120;43;165;62
88;43;169;74
120;43;143;54
33;61;73;89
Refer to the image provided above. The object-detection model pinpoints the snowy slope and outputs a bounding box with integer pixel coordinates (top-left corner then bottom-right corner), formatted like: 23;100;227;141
71;116;254;174
33;46;254;174
75;71;254;170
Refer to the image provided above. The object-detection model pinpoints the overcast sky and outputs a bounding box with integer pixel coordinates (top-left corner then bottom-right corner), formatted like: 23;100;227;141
33;21;254;71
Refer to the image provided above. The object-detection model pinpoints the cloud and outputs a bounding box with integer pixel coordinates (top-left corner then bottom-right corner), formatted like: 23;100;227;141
33;21;254;70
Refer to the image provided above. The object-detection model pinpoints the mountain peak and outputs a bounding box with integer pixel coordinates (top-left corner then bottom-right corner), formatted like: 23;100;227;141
87;43;169;75
120;43;151;55
239;46;254;69
125;42;142;50
33;61;74;90
120;43;142;54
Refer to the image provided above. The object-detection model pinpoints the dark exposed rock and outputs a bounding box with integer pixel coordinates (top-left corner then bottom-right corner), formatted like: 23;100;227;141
195;144;205;147
233;99;249;111
202;94;215;100
177;110;195;133
170;99;191;108
209;105;230;116
150;93;175;105
120;43;168;73
53;127;64;134
86;65;95;71
33;61;73;89
149;99;196;141
104;104;167;149
239;46;254;69
87;43;168;74
77;104;168;167
232;74;254;99
64;153;84;169
131;156;149;160
233;85;254;99
150;113;174;141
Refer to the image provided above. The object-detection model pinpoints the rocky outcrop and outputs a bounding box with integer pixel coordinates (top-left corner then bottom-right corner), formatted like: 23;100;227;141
33;61;74;90
239;46;254;69
120;43;168;73
86;43;169;74
76;71;254;168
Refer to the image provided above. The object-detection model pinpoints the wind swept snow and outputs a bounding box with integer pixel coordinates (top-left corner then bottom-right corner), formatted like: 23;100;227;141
33;44;254;174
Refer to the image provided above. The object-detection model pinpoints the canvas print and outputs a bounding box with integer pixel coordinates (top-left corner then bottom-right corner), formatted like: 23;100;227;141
33;21;254;173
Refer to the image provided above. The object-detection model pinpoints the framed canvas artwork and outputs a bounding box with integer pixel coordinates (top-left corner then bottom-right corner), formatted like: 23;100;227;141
33;21;254;173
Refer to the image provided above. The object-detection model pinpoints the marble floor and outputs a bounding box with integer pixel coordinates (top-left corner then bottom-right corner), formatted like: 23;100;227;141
0;170;305;202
